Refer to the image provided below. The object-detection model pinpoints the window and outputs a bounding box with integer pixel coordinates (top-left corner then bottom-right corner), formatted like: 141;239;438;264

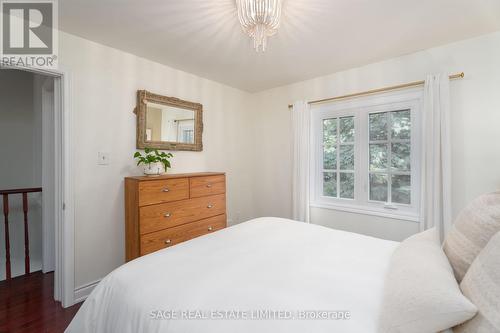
369;110;411;204
181;129;194;143
322;116;355;199
311;90;422;221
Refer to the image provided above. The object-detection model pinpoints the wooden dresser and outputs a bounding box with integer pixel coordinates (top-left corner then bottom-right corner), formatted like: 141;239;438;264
125;172;226;261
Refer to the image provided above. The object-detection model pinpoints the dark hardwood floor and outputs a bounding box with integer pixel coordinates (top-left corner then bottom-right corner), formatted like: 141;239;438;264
0;271;82;333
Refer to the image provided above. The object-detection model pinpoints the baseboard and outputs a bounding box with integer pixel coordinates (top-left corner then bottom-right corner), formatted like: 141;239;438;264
74;279;100;303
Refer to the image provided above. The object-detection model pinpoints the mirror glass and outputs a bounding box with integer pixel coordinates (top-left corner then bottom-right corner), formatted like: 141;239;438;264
145;102;195;144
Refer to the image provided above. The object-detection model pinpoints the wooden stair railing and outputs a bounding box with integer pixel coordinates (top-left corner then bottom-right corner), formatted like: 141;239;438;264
1;187;42;280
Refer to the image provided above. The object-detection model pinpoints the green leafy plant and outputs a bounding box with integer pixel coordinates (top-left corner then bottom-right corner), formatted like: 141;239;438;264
133;148;173;171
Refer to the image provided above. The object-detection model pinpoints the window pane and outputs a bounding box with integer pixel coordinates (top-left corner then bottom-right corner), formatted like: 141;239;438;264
323;118;337;146
392;175;411;204
391;110;411;140
323;146;337;169
340;117;354;143
370;173;388;202
323;118;338;170
339;145;354;170
323;172;337;197
340;172;354;199
369;144;388;171
369;113;388;141
391;143;411;171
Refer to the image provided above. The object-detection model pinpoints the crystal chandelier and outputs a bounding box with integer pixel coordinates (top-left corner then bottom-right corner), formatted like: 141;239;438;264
236;0;283;52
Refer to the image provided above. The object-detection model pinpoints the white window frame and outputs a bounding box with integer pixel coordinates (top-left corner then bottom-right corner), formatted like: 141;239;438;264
310;88;423;222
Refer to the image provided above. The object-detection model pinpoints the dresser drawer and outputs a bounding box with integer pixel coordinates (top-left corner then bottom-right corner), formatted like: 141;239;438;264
138;178;189;206
190;175;226;198
139;194;226;235
140;214;226;255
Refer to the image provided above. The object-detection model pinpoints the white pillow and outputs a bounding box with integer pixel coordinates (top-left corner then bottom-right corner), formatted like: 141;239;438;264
454;232;500;332
443;191;500;282
378;228;477;333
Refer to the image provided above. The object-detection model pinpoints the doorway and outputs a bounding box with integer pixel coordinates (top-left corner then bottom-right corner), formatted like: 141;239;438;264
0;64;74;307
0;70;49;280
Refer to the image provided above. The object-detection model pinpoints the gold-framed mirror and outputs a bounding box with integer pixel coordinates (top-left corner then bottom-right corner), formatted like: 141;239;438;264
135;90;203;151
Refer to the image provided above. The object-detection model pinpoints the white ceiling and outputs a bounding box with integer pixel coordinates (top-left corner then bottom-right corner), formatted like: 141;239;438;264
59;0;500;92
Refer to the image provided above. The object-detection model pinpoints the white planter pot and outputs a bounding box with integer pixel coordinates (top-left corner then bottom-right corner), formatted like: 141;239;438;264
143;162;165;176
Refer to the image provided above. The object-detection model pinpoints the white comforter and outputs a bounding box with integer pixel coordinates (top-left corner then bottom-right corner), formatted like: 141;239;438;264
67;217;398;333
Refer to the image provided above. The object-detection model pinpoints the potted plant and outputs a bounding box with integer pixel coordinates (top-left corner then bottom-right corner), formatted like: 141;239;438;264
133;148;173;176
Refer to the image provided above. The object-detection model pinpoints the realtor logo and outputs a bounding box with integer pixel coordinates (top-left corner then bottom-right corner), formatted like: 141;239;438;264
1;0;58;68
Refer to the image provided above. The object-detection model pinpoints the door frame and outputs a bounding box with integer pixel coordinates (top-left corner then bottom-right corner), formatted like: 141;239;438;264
40;76;55;274
2;63;75;307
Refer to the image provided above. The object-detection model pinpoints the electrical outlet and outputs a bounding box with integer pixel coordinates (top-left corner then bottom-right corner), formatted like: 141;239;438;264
98;152;110;165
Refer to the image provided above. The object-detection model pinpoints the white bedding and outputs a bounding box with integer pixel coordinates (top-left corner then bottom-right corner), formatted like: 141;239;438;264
66;217;398;333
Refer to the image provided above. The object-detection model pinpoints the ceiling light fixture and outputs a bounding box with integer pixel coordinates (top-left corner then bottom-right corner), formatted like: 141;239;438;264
236;0;282;52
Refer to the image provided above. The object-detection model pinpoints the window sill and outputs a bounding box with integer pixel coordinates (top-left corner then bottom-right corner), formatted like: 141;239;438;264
310;202;420;223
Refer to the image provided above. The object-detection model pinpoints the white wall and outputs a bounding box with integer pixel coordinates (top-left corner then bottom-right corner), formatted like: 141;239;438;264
252;31;500;241
0;70;43;279
57;32;256;289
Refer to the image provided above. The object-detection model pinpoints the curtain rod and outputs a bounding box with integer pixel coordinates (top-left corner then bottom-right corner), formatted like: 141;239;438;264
287;72;465;109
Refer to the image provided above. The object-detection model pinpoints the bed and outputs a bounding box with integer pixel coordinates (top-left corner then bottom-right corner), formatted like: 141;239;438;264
66;217;399;333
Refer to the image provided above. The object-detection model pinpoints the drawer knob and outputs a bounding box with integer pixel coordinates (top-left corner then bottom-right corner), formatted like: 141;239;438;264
208;226;213;231
162;188;170;192
207;204;213;209
164;212;172;218
165;239;171;245
206;183;212;188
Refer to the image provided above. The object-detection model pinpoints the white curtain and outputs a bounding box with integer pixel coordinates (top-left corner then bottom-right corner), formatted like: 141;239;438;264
291;101;311;222
420;74;452;241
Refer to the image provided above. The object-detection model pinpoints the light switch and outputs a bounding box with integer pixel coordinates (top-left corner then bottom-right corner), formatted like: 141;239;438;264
98;152;110;165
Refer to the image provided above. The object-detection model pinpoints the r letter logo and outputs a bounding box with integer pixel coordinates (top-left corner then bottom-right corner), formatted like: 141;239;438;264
1;0;58;68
